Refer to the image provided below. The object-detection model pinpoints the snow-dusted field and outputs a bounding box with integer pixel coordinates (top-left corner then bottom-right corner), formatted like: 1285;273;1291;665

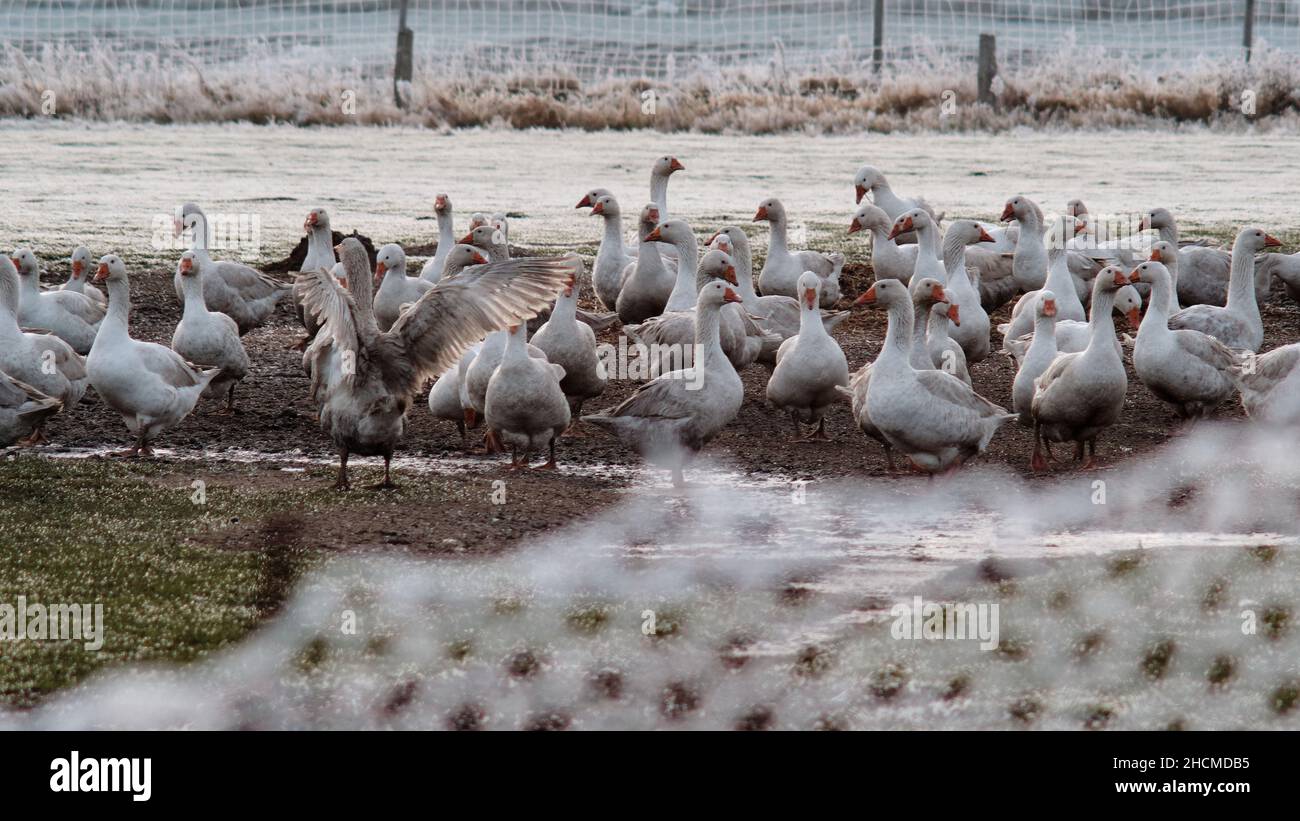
3;122;1297;262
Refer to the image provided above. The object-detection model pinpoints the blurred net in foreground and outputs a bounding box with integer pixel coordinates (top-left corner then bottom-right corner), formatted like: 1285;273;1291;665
4;423;1300;730
3;1;1299;79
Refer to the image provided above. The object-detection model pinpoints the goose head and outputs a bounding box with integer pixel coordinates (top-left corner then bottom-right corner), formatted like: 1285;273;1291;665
1233;226;1282;254
304;207;330;233
753;197;785;224
1000;195;1033;223
697;279;742;310
334;238;371;286
888;208;932;240
849;203;891;235
652;156;685;177
591;194;620;217
433;193;451;215
947;219;997;247
909;276;949;309
1146;240;1179;272
797;271;822;310
1127;261;1172;288
931;299;960;328
644;218;693;248
375;244;406;286
576;187;612;209
174;202;206;240
71;246;93;280
1115;284;1142;329
698;250;738;285
853;165;886;204
176;251;199;278
637;204;661;239
441;244;490;278
854;277;919;309
707;226;749;255
1139;207;1173;232
1038;290;1058;319
1066;199;1088;218
460;225;499;249
94;254;128;284
708;232;733;255
11;249;39;278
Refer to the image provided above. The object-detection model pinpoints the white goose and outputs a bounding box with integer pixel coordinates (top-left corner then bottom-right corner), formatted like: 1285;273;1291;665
1129;260;1241;420
1029;266;1130;470
426;343;481;448
937;220;995;363
584;280;744;487
1229;344;1300;423
584;192;637;310
485;322;571;469
890;208;946;285
765;271;850;440
529;259;608;417
905;277;969;386
0;371;62;447
419;193;457;282
62;246;106;307
1000;225;1088;347
297;238;577;488
1011;292;1059;426
859;278;1015;474
849;203;918;284
1001;195;1048;291
12;248;103;354
0;256;86;443
755;198;835;297
295;207;338;346
172;251;250;413
1166;227;1278;352
708;226;848;345
173;202;290;334
90;255;216;456
373;244;433;333
853;165;940;237
616;203;674;325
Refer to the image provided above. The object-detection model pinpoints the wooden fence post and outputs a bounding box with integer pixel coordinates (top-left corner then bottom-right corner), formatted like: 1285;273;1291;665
977;34;997;106
1243;0;1256;62
394;0;414;108
872;0;884;74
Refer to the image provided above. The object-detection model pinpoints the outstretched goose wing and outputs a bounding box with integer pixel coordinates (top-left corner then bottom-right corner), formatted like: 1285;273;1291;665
388;255;579;388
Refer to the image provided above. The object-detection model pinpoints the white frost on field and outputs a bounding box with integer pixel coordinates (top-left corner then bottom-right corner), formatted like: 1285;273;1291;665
4;423;1299;730
0;123;1297;269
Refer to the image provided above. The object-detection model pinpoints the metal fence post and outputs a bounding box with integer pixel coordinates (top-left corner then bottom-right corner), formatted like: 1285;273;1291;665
872;0;884;74
394;0;414;108
977;34;997;106
1243;0;1256;62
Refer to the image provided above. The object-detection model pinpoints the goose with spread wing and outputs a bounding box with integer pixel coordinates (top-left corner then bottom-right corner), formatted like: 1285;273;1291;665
297;237;578;489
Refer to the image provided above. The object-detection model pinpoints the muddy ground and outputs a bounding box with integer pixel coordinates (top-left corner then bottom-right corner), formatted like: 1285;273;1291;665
36;251;1300;554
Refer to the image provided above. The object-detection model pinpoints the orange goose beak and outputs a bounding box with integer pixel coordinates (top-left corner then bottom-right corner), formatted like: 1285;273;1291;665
854;284;878;306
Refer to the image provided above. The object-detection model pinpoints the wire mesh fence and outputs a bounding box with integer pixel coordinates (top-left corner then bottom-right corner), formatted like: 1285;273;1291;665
3;1;1297;81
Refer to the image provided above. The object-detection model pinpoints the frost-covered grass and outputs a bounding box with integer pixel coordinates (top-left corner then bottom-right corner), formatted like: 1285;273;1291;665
3;43;1299;132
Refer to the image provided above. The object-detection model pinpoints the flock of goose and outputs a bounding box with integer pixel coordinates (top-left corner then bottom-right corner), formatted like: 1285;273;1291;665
4;156;1300;488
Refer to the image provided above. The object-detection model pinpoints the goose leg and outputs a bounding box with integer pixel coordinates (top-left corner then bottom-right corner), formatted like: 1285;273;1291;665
882;445;896;473
334;447;351;490
1030;422;1048;472
225;382;237;414
535;439;558;470
369;454;398;490
508;445;524;470
17;426;48;447
456;420;467;449
1081;439;1100;471
802;418;830;442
